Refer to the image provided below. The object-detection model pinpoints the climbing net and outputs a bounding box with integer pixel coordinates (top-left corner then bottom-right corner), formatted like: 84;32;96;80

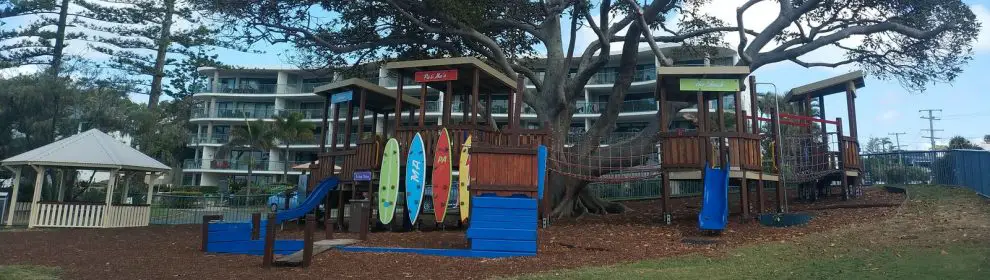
776;116;844;184
546;133;662;183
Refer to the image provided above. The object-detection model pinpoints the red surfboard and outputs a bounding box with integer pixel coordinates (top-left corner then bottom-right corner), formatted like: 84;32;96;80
432;128;453;223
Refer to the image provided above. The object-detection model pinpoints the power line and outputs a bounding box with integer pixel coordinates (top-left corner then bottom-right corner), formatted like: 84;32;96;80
888;132;907;151
920;109;942;150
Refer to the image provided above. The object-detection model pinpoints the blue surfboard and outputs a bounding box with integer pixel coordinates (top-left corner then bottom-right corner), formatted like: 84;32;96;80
405;133;427;225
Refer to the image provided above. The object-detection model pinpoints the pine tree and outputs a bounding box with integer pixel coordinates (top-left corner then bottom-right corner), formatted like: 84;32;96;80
76;0;230;108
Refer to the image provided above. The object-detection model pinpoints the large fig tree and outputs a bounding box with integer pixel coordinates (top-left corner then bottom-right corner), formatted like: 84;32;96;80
198;0;979;217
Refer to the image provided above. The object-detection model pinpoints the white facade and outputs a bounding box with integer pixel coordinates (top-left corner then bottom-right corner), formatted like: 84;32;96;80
183;48;745;187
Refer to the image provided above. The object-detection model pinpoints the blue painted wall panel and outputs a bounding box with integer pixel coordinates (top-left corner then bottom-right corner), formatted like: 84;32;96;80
471;208;537;218
466;228;537;241
472;197;537;209
469;220;537;230
470;213;536;223
208;222;251;232
208;230;252;242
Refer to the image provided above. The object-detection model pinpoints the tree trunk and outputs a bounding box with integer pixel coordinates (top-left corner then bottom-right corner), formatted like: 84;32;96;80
148;0;176;109
48;0;71;142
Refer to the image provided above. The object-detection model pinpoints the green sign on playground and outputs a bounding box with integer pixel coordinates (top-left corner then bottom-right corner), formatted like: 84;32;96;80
679;78;739;92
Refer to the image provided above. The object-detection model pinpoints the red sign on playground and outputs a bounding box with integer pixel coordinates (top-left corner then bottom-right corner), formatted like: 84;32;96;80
414;69;458;83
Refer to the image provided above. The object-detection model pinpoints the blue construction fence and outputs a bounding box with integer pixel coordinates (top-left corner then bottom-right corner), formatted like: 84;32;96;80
860;150;990;197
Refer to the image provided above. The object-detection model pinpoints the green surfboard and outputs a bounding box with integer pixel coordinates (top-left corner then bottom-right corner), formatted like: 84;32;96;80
378;138;401;224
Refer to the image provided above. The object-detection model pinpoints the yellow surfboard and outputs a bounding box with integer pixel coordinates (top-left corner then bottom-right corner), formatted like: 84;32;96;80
458;135;472;222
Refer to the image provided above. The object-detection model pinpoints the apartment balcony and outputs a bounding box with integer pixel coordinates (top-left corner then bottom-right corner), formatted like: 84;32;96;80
191;108;276;119
275;108;326;119
182;159;311;172
575;99;657;115
189;133;229;145
525;68;657;85
198;84;279;94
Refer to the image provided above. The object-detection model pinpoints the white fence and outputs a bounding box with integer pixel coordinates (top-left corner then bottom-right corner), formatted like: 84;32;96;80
31;203;150;228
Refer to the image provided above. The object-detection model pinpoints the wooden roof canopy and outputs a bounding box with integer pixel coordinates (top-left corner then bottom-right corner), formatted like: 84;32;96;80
657;66;751;102
314;78;421;110
383;57;517;93
785;70;865;102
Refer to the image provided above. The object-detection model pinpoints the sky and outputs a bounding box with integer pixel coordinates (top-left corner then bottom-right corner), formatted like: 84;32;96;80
3;0;990;150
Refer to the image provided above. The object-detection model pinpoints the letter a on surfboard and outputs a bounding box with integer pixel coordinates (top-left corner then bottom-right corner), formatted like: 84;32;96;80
405;133;427;225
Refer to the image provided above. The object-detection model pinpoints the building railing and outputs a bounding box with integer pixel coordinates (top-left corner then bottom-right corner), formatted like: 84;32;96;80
275;108;325;119
189;133;229;145
182;159;311;171
191;108;276;119
199;84;280;94
575;99;657;114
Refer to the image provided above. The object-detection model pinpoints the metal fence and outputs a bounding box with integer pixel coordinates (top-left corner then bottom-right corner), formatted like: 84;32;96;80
860;150;990;197
150;194;273;225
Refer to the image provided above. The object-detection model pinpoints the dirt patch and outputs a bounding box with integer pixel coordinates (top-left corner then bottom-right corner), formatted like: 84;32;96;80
0;188;904;280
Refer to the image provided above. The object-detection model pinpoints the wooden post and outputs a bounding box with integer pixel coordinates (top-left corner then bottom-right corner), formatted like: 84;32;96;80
818;96;828;151
514;74;525;128
303;214;315;268
358;89;367;140
419;84;427;127
845;82;858;140
757;177;765;214
344;101;354;147
740;178;750;221
748;76;758;134
3;166;20;226
803;95;813;133
395;73;404;134
319;95;331;153
697;92;707;165
102;169;119;228
461;94;469;124
372;111;379;136
836;117;848;201
329;104;341;152
325;190;334;239
657;77;671;224
485;91;493;123
717;92;726;167
734;85;744;134
251;213;261;240
472;68;480;125
201;214;222;252
27;165;42;228
263;213;276;267
443;81;453;125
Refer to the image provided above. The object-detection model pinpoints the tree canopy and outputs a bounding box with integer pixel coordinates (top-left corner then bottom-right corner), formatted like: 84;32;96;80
197;0;982;217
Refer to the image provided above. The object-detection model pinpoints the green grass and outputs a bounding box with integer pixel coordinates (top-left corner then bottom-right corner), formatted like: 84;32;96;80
515;186;990;280
0;266;61;280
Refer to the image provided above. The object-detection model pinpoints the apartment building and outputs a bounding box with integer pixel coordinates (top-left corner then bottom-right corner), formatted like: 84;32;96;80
183;46;743;188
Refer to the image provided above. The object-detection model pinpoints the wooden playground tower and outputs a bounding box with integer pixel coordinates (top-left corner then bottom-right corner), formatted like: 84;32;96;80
310;57;549;231
655;67;864;223
655;66;777;223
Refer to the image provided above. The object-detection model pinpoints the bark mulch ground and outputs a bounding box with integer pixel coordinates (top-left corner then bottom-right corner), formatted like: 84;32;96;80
0;188;903;280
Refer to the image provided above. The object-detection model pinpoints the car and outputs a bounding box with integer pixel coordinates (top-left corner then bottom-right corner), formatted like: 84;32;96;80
267;192;300;212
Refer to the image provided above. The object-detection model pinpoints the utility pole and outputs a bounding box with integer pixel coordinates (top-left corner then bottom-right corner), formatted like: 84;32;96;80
888;132;907;151
920;109;943;150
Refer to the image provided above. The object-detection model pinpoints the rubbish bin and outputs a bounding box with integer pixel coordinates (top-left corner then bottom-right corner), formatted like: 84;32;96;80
348;199;369;233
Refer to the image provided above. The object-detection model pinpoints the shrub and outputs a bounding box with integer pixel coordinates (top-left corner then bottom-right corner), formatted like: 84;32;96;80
883;166;929;184
162;191;203;208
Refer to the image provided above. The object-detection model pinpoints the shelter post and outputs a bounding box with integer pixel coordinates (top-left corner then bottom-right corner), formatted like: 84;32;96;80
27;165;43;228
145;172;154;205
102;169;120;228
3;166;21;226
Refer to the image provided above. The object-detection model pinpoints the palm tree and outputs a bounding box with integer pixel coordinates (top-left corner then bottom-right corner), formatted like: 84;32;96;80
221;119;276;195
273;112;315;183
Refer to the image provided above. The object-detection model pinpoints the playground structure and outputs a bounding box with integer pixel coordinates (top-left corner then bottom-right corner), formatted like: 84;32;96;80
199;57;868;265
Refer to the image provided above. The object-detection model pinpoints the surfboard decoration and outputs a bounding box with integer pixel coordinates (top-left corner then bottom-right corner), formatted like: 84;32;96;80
378;138;401;224
458;135;472;222
405;133;427;225
431;128;453;223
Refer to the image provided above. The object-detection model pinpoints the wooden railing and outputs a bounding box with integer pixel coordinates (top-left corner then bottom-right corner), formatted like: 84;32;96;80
659;131;762;171
469;146;539;198
34;202;105;228
841;137;861;170
32;202;151;228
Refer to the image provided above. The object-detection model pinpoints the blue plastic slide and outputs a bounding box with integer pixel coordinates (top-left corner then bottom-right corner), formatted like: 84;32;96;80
274;176;339;223
698;162;730;231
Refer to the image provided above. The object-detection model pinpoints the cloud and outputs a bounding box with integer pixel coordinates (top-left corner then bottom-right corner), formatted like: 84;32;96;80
877;110;901;122
973;4;990;52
